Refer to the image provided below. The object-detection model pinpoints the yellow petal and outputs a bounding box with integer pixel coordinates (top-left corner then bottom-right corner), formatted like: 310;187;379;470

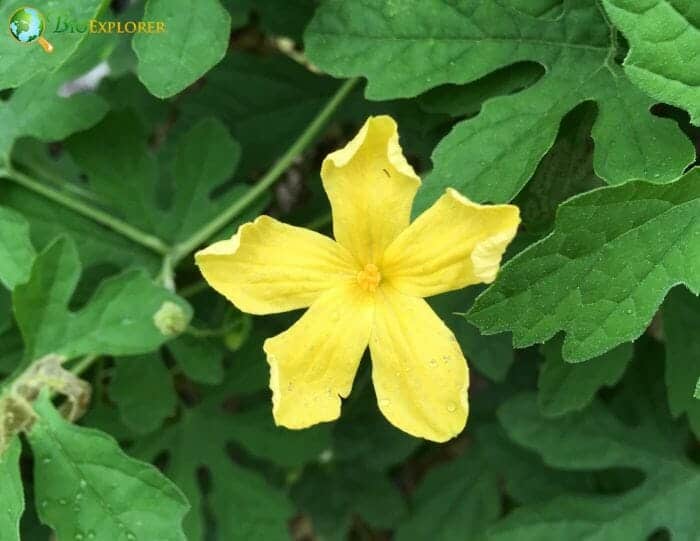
370;285;469;442
195;215;356;314
321;115;420;265
382;188;520;298
264;284;374;429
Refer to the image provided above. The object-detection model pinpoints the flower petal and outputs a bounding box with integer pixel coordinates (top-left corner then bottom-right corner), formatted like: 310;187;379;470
264;284;374;429
321;115;420;265
195;215;356;314
382;188;520;297
370;286;469;442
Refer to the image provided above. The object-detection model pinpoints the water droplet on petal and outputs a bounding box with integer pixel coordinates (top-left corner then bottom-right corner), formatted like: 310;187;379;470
379;398;390;407
446;402;457;413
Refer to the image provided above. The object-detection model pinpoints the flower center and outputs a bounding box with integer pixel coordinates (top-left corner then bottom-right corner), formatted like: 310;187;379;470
357;263;381;292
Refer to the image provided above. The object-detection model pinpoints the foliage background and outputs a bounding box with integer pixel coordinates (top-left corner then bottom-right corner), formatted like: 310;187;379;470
0;0;699;539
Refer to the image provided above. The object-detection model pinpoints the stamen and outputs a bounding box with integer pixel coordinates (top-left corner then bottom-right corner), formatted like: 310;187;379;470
357;263;381;292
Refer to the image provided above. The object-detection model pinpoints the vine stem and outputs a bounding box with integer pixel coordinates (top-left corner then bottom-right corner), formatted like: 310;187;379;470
0;78;359;385
169;77;359;265
1;168;170;256
69;354;100;376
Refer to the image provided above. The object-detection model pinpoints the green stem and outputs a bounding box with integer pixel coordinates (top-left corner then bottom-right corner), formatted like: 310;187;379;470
169;77;359;266
2;168;171;256
13;157;105;204
179;280;209;298
69;354;100;376
158;254;176;291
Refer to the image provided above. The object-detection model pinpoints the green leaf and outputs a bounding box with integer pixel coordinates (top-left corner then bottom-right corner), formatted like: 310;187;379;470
477;424;592;505
229;404;332;468
602;0;700;124
0;437;24;541
513;102;603;236
133;397;292;540
220;328;272;396
67;111;245;243
0;69;108;163
178;52;340;176
538;338;632;417
332;372;421;470
28;392;188;541
110;353;177;434
225;0;317;42
505;0;563;18
98;73;171;126
663;286;700;436
468;168;700;362
66;112;160;234
0;206;35;290
167;334;224;385
0;326;23;376
161;117;243;242
491;355;699;540
0;181;159;273
305;0;694;208
13;237;191;360
0;0;105;90
293;464;407;540
132;0;231;98
430;290;514;382
395;449;500;541
418;62;543;118
210;463;294;541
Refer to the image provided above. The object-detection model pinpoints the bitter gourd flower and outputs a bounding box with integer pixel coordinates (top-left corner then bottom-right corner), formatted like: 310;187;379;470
195;116;520;442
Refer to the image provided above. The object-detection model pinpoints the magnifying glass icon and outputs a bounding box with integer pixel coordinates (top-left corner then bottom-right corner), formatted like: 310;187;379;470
9;7;54;53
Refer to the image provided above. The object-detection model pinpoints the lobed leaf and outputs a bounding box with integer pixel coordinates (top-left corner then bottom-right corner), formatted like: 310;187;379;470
132;0;231;98
0;206;35;290
663;286;700;436
133;397;293;540
396;449;500;541
305;0;694;209
0;70;108;164
13;237;191;361
28;393;189;541
492;354;700;539
110;353;177;434
602;0;700;125
469;168;700;362
538;338;632;417
211;463;294;541
67;111;246;244
0;437;24;541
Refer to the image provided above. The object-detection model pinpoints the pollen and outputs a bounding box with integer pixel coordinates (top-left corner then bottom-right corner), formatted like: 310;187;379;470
357;263;381;292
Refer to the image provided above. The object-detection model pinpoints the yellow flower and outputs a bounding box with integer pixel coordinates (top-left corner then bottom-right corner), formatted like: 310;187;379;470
195;116;520;442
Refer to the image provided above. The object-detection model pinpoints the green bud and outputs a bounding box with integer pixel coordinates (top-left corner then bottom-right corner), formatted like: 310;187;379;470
153;301;188;337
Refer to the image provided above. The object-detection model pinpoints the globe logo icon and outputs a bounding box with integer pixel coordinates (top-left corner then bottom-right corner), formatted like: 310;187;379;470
8;7;53;53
